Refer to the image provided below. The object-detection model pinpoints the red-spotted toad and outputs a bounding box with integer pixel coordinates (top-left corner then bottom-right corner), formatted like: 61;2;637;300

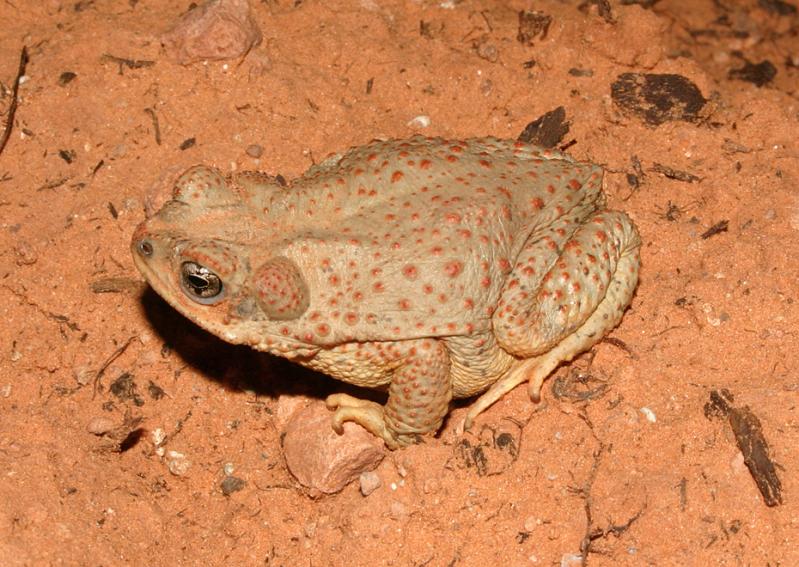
132;136;640;449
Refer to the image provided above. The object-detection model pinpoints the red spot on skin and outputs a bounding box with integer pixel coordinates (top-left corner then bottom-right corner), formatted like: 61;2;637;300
438;293;448;303
546;184;556;194
522;267;535;276
367;153;377;161
398;299;412;310
344;312;358;325
328;274;340;285
402;265;418;280
464;298;474;309
280;326;290;335
353;168;364;176
569;179;582;190
353;291;364;301
530;197;544;210
479;159;491;168
398;151;409;158
444;261;463;277
420;159;432;169
411;212;420;221
316;324;330;336
371;268;382;277
596;230;608;242
431;246;443;255
422;284;434;294
446;154;459;163
391;171;404;183
459;229;472;238
447;322;457;331
385;213;396;221
450;145;464;153
498;258;512;272
444;213;461;224
373;282;385;292
480;276;491;288
572;282;582;292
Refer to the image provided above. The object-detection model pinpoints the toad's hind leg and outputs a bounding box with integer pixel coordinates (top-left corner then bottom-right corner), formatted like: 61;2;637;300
467;211;640;428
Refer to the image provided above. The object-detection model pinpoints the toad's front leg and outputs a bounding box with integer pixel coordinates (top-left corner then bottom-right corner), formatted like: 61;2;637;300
326;338;452;449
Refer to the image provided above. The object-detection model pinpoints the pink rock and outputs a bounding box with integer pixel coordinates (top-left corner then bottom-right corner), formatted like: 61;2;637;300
282;402;385;494
161;0;262;65
274;393;311;430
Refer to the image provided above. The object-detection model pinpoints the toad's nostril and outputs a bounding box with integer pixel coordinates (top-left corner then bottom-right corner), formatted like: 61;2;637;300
137;240;154;257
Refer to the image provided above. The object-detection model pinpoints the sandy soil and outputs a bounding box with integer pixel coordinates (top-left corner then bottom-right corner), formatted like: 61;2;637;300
1;0;798;565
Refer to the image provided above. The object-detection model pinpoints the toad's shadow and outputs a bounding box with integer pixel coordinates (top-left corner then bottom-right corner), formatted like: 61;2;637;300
139;286;385;405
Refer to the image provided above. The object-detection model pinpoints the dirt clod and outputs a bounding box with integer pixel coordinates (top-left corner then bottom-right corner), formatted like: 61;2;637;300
611;73;707;126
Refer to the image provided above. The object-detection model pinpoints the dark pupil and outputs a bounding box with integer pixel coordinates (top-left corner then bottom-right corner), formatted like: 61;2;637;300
181;262;222;298
188;274;211;291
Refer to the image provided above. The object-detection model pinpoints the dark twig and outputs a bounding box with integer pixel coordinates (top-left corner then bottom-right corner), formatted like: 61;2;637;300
0;46;29;157
144;107;162;145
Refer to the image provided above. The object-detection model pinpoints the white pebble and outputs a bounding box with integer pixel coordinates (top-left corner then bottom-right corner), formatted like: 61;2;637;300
406;115;431;128
640;407;657;423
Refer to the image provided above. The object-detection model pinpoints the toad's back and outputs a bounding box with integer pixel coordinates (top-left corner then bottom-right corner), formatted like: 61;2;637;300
264;136;603;342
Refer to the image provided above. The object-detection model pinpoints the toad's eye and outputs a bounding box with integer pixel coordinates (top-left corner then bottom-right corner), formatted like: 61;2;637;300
180;261;225;304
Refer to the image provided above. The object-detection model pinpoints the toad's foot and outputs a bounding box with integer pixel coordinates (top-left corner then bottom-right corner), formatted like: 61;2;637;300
462;355;552;431
326;393;409;450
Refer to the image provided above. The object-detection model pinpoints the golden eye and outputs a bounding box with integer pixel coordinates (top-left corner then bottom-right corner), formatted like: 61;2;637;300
180;261;225;304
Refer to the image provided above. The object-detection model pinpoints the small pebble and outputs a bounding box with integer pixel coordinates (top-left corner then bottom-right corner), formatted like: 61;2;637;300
166;450;191;476
406;115;431;128
640;406;657;423
359;470;381;496
151;428;166;447
86;417;115;435
14;241;38;266
73;367;95;386
245;144;263;158
220;475;246;495
523;516;539;532
476;42;498;62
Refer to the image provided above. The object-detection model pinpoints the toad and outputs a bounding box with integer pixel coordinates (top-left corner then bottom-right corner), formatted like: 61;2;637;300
132;136;640;449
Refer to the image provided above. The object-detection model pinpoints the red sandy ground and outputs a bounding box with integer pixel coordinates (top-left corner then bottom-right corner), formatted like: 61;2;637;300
1;1;798;565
